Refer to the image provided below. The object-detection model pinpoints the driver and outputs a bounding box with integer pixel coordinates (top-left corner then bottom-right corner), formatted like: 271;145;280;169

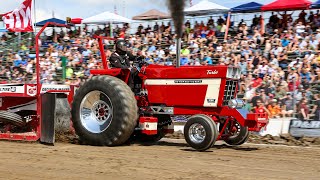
109;39;135;69
109;40;139;90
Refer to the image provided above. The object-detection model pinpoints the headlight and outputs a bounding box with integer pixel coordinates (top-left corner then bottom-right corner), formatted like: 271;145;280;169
226;67;241;79
228;99;245;109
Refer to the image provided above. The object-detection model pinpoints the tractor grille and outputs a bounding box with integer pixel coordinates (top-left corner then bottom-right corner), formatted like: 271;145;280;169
223;80;237;106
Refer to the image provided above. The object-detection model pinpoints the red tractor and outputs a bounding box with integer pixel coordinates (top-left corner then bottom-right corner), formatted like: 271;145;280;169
71;37;269;151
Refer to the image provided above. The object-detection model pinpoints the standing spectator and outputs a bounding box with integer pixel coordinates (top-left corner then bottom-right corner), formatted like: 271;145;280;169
311;94;320;120
298;98;310;120
253;100;270;115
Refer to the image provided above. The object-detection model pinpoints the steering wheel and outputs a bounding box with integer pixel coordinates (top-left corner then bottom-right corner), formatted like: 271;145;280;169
133;56;148;70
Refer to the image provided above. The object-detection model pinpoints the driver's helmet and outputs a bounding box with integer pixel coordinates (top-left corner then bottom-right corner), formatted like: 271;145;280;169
115;39;128;54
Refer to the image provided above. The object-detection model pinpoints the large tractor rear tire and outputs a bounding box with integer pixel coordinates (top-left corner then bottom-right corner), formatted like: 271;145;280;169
71;75;138;146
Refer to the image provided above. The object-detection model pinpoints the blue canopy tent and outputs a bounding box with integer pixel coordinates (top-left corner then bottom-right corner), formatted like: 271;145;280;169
311;0;320;9
231;2;263;13
35;18;66;26
224;2;263;40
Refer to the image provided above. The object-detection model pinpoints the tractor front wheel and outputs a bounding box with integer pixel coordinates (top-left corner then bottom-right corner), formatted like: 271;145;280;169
71;75;138;146
184;114;218;151
220;120;249;146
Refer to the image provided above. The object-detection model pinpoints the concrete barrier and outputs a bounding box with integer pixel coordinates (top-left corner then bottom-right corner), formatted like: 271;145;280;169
173;118;292;137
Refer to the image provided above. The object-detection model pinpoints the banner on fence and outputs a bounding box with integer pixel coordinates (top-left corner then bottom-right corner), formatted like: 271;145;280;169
289;119;320;137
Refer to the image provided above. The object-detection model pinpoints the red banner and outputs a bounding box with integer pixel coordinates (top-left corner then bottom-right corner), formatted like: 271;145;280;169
1;0;33;32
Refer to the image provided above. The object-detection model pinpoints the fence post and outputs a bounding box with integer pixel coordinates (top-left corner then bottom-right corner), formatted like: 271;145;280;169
61;56;67;80
293;77;296;118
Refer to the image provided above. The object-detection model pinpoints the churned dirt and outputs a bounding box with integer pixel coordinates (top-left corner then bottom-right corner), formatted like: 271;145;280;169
0;138;319;180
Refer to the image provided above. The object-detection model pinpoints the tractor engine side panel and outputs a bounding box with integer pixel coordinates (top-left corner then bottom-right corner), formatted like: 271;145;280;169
145;79;222;107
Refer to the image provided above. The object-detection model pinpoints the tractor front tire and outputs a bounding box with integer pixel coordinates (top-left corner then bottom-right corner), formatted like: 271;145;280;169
221;121;249;146
71;75;138;146
184;114;218;151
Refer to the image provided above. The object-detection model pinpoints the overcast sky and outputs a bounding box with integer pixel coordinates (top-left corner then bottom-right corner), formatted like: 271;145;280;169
0;0;318;23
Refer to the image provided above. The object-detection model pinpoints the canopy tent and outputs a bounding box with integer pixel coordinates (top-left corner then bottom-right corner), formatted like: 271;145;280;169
311;0;320;9
132;9;170;20
82;11;132;24
261;0;312;11
35;18;66;26
184;0;229;16
231;2;263;13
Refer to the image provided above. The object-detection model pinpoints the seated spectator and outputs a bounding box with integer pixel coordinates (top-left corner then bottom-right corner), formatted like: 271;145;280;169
280;92;294;116
268;99;282;118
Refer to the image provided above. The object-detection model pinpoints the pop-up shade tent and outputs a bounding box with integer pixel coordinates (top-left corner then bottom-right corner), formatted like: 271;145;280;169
261;0;312;11
311;0;320;9
82;11;132;24
35;18;66;26
132;9;170;20
184;0;229;16
82;11;132;37
231;2;263;13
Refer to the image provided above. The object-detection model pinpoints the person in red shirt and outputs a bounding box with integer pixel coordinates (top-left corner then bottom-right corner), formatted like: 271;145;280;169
251;74;262;88
254;100;271;116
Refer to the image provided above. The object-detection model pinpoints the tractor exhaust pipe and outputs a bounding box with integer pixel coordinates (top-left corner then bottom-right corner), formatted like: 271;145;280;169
166;0;185;68
176;38;181;68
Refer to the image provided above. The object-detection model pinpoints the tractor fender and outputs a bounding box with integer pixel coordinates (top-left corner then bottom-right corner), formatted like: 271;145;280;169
90;69;122;76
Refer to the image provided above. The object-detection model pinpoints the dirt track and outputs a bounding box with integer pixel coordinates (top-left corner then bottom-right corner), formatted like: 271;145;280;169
0;139;319;180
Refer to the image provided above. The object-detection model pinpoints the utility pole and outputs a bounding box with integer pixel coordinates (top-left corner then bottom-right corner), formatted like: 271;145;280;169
114;5;117;15
123;0;126;17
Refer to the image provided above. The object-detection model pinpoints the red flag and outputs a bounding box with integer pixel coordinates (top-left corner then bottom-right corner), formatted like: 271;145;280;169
1;0;33;32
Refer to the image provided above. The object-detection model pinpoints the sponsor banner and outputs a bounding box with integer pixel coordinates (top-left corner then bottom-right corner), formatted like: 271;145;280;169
172;116;190;122
0;85;25;94
289;119;320;138
26;85;37;96
40;85;71;93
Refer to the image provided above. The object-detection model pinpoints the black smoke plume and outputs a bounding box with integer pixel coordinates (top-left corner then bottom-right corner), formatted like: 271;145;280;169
166;0;185;38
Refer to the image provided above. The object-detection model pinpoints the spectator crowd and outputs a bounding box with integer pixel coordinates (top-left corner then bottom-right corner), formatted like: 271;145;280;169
0;10;320;120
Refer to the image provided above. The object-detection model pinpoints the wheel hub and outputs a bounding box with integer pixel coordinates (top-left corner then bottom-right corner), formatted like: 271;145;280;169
228;121;241;138
189;123;206;143
92;100;111;122
79;91;113;134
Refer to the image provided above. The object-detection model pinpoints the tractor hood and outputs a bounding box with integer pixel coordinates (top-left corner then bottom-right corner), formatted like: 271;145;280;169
142;65;241;80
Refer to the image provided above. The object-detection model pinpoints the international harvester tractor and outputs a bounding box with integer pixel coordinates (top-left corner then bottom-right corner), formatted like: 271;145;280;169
70;36;269;151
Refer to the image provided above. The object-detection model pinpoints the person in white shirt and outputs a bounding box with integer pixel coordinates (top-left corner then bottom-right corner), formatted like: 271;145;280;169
316;29;320;41
169;42;176;53
295;22;305;37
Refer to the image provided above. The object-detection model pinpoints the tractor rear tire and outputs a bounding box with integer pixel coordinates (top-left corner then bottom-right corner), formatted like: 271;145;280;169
71;75;138;146
221;121;249;146
0;111;24;127
184;114;218;151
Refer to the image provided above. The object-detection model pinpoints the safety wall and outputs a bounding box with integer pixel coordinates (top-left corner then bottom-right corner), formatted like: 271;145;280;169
173;118;320;137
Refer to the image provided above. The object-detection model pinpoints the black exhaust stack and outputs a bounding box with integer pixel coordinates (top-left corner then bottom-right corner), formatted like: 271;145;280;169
167;0;185;68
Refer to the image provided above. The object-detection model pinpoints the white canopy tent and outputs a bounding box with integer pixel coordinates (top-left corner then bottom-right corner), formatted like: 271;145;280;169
82;11;132;24
184;0;229;16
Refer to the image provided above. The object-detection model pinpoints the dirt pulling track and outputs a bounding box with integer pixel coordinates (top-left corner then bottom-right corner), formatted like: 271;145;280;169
0;139;319;180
